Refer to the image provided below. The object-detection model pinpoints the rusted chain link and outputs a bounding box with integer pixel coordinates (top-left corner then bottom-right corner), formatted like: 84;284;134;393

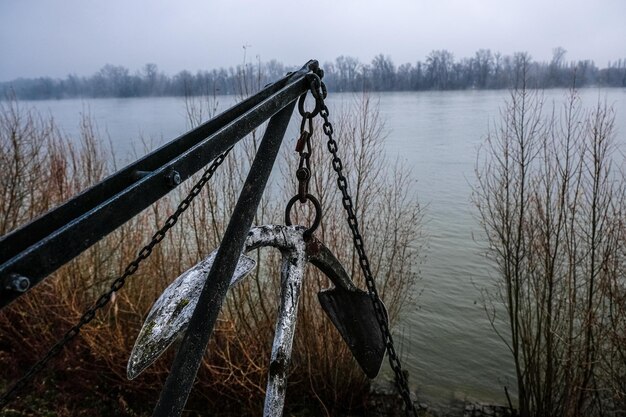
309;78;418;416
0;148;232;409
286;72;327;239
295;113;313;203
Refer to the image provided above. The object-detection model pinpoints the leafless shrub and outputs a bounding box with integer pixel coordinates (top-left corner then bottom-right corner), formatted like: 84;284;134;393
0;89;422;415
474;76;626;417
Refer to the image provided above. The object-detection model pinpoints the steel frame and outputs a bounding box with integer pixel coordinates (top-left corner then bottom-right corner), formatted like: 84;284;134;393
0;60;318;309
0;59;325;415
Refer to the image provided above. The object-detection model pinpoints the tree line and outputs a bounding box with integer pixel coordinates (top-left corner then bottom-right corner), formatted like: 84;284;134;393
2;48;625;100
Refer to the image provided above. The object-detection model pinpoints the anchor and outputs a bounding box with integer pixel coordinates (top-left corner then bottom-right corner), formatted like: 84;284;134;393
127;224;388;415
127;79;393;415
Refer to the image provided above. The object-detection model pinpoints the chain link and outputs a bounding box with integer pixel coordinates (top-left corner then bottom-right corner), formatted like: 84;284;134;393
0;149;231;409
286;79;323;239
315;90;418;416
295;113;313;202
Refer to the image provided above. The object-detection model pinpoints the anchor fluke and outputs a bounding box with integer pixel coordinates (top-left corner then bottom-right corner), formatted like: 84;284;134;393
307;238;388;378
318;288;387;378
127;251;256;380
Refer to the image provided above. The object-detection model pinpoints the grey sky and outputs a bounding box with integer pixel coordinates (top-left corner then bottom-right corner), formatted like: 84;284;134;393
0;0;624;81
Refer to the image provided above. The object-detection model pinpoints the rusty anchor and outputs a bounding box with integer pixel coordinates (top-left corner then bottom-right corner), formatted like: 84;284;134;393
128;224;388;416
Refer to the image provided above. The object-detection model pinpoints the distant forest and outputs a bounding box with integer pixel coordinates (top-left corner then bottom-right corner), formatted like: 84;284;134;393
2;49;625;100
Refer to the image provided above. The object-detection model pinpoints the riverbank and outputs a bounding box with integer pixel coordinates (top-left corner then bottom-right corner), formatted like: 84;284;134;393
366;380;516;417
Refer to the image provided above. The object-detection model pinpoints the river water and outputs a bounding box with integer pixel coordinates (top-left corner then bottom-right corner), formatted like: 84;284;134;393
19;88;626;410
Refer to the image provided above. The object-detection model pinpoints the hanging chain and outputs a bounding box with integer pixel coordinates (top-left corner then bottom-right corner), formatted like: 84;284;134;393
305;72;418;416
294;114;313;203
0;148;232;409
284;77;323;239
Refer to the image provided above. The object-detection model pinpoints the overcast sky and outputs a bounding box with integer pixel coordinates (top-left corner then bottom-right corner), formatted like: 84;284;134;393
0;0;624;81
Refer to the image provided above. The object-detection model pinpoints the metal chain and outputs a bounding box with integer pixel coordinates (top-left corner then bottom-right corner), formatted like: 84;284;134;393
311;82;418;416
0;148;232;409
284;73;324;239
294;114;313;202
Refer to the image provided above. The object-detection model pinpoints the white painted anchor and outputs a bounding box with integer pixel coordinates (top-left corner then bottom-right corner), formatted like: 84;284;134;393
128;224;388;416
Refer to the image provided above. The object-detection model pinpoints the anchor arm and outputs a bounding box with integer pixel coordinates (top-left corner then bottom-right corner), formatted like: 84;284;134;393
305;238;358;292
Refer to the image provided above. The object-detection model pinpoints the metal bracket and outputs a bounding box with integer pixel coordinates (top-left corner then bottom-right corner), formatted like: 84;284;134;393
2;274;30;293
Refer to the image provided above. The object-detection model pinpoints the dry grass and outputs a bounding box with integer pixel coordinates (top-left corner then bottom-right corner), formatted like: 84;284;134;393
0;93;422;416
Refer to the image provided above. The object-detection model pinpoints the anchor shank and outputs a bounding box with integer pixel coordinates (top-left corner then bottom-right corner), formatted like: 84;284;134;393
263;251;306;417
152;101;296;417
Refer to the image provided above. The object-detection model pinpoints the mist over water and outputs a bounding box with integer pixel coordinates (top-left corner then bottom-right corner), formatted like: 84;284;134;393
20;88;626;410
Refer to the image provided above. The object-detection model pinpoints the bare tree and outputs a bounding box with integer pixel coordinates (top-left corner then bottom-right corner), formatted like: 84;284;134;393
474;78;625;417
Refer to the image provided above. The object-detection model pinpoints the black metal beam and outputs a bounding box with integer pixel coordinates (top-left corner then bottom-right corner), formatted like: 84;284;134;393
0;61;317;309
151;100;296;417
0;65;309;265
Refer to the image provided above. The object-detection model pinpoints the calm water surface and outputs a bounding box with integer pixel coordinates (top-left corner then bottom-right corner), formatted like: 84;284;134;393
23;88;626;410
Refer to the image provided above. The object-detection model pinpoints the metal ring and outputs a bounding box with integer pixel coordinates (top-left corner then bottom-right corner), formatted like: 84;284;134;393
284;194;322;238
298;91;321;119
